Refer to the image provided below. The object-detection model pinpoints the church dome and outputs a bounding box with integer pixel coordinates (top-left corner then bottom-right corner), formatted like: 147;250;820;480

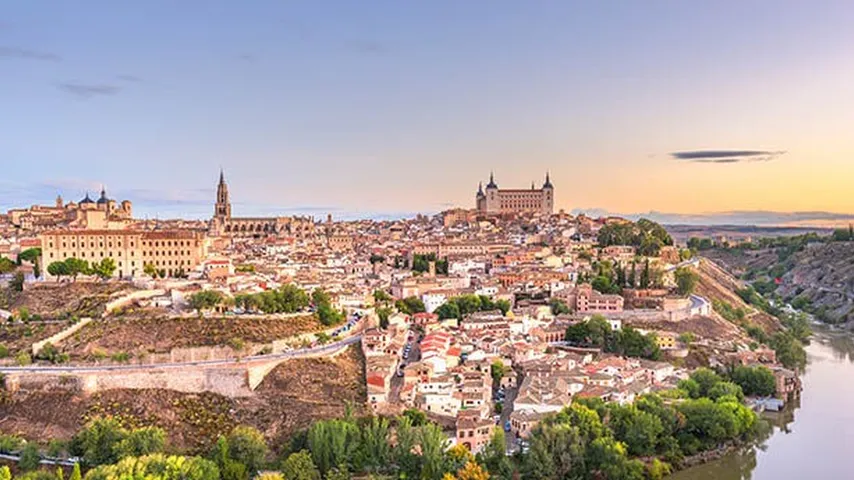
97;187;109;204
80;193;94;204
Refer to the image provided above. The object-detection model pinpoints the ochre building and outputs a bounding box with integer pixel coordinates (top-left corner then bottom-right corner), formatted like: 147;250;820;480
475;172;554;214
40;229;206;278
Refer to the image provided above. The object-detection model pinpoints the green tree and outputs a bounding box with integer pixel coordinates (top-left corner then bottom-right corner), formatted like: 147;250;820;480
355;416;391;473
308;419;359;475
226;426;268;474
728;365;777;397
586;437;645;480
92;258;117;280
143;262;158;278
416;423;448;480
84;454;219;480
47;260;70;280
113;427;166;459
71;417;128;467
403;408;428;427
281;450;321;480
372;289;392;304
395;296;426;315
435;302;461;320
477;428;512;479
19;443;41;471
10;272;25;292
674;267;699;296
771;332;807;370
549;298;571;315
490;360;507;386
640;259;651;289
189;290;225;311
522;422;586;480
708;381;745;402
65;258;91;280
0;257;16;274
0;466;10;480
376;306;392;329
688;368;723;398
69;464;81;480
606;404;664;457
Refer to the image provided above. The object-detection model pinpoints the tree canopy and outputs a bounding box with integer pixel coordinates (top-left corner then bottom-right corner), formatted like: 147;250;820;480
597;218;673;256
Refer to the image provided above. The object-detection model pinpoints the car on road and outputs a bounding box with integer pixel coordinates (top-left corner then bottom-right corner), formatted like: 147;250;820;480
504;420;512;432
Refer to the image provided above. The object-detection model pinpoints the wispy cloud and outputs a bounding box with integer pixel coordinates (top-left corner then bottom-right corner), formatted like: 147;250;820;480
345;40;386;54
57;82;121;98
237;53;256;62
116;74;143;83
670;150;786;163
0;46;61;61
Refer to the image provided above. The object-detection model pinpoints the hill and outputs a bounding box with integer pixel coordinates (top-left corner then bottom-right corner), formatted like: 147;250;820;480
0;345;366;454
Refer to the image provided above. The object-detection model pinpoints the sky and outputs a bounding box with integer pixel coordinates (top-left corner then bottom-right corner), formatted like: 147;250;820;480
2;1;854;223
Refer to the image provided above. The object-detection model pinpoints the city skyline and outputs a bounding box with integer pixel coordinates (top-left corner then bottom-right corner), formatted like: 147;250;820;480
3;2;854;222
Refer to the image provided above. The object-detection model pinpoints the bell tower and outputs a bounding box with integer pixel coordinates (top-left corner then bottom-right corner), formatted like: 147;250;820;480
215;169;232;219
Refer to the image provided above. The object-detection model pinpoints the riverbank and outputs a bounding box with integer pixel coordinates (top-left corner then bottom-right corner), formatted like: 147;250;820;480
670;327;854;479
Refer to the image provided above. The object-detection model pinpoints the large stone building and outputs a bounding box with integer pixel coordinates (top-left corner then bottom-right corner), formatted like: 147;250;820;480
211;170;315;237
475;172;554;215
6;188;133;232
40;229;206;278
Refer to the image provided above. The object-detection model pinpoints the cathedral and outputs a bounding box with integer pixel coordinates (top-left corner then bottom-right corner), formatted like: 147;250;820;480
211;170;315;237
476;172;554;214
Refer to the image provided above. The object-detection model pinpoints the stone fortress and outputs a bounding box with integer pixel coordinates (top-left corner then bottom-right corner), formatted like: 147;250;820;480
476;172;554;215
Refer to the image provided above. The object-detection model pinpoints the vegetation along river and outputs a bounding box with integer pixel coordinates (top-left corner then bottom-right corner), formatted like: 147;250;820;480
671;327;854;479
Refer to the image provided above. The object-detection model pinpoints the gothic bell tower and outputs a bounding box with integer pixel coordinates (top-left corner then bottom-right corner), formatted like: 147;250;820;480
215;169;232;219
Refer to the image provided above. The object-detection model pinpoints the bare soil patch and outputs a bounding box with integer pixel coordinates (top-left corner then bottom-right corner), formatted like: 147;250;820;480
61;314;322;359
0;282;131;319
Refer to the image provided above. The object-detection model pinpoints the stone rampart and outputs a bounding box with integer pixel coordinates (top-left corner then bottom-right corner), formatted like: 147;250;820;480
31;317;93;355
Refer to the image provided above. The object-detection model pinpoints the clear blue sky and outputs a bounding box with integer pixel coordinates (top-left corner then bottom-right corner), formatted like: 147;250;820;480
3;1;854;221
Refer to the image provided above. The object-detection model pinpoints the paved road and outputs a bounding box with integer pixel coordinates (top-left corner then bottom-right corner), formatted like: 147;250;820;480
0;335;362;373
499;384;518;451
389;330;420;404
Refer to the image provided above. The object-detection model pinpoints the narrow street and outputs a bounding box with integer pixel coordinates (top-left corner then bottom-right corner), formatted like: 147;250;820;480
499;383;519;452
388;329;421;404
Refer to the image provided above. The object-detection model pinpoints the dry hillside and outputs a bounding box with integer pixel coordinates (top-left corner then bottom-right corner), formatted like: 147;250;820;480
0;282;132;319
696;258;781;334
0;346;366;454
61;314;322;360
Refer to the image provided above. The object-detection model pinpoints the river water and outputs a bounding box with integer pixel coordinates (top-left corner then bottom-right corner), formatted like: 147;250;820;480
671;328;854;479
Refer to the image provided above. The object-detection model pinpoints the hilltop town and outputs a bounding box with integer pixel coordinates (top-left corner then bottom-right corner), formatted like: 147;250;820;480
0;172;806;478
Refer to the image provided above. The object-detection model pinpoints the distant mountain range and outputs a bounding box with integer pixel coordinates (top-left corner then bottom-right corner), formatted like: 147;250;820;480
572;209;854;228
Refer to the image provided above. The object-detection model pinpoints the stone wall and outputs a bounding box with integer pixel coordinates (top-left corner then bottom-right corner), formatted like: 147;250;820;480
77;366;253;397
104;289;166;314
31;317;93;355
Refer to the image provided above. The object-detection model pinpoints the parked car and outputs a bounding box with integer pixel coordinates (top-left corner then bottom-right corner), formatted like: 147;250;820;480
504;421;512;432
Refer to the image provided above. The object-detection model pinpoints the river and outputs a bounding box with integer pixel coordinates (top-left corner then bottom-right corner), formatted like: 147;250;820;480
671;328;854;479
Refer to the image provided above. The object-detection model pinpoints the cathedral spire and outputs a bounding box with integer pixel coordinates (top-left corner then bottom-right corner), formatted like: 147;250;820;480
543;171;553;189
